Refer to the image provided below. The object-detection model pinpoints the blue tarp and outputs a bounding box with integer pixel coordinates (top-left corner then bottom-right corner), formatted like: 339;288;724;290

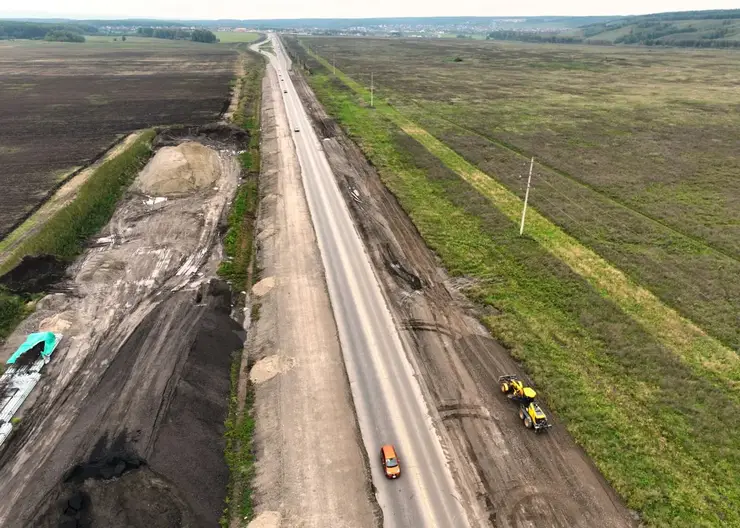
6;332;59;365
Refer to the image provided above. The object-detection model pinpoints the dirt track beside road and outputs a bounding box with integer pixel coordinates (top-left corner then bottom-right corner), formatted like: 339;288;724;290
0;129;246;527
291;70;636;528
245;63;379;528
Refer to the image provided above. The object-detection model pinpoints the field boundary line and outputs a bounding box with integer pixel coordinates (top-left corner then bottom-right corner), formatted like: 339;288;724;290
0;133;132;245
303;45;739;386
399;99;740;266
0;131;144;271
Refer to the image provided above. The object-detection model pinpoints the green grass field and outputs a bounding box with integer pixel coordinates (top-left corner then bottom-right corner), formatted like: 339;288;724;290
215;31;261;43
284;36;740;527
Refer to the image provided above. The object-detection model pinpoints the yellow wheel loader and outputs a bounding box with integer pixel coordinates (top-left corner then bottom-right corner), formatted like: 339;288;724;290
498;375;552;433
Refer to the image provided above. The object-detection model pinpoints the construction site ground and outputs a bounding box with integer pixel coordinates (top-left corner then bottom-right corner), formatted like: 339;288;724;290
290;69;637;528
245;60;379;528
0;127;247;527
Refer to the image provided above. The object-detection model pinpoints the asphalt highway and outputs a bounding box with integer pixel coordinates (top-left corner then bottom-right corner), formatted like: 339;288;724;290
253;35;471;528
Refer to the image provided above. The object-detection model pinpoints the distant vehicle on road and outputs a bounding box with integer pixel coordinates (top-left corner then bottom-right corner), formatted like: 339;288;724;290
284;90;288;93
380;444;401;479
294;127;300;132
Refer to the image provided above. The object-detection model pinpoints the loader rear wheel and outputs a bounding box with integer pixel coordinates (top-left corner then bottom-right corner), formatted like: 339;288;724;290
524;416;533;429
518;408;525;420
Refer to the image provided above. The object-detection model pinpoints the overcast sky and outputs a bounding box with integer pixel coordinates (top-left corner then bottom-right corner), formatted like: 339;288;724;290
1;0;737;20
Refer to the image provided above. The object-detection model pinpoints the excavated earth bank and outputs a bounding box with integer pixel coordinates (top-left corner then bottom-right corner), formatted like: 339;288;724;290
0;124;248;528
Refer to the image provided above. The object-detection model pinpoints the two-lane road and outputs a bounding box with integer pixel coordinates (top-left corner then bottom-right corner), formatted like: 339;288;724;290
253;35;472;528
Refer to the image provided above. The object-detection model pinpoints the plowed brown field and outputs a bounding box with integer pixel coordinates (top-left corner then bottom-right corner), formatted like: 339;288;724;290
0;40;235;236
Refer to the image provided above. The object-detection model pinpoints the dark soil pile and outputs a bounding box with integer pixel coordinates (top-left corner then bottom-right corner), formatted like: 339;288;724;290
153;123;249;151
10;341;46;372
0;255;67;294
25;280;244;528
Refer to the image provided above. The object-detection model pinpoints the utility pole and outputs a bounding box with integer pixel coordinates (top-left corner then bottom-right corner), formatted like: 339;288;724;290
370;72;374;108
519;157;534;236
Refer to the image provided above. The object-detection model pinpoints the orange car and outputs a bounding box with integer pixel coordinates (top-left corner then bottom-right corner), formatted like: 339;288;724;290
380;444;401;479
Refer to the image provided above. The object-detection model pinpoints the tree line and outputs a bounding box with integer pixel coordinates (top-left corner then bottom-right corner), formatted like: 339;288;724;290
45;30;86;43
486;31;585;44
486;28;740;48
0;21;95;41
136;27;217;43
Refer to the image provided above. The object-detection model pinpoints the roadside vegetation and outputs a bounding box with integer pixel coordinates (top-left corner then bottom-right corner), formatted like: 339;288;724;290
220;50;265;528
218;52;264;292
258;41;274;53
284;36;740;527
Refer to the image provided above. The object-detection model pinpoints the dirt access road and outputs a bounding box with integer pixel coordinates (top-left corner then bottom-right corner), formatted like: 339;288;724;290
286;38;637;528
0;127;246;527
245;59;379;528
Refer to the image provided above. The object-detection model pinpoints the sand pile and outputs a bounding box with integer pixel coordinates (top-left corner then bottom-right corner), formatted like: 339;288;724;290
134;142;221;196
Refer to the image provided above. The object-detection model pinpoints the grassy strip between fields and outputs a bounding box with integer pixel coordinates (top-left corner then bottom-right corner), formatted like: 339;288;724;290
0;129;156;340
220;50;264;528
288;39;739;527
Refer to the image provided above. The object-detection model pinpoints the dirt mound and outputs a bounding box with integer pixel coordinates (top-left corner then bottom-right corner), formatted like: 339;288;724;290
154;123;249;150
0;254;67;294
133;142;221;197
38;466;193;528
26;282;243;527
